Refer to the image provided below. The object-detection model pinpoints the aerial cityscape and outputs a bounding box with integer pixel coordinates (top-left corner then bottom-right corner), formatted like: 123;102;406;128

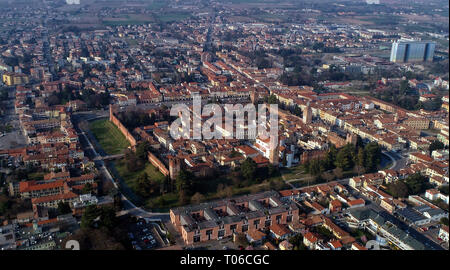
0;0;449;253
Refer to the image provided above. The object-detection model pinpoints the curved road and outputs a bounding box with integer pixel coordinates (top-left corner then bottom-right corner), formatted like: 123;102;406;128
73;114;170;222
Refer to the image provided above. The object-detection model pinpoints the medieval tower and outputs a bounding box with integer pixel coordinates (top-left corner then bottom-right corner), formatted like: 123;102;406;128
346;132;358;145
169;156;181;180
269;142;279;166
303;103;312;124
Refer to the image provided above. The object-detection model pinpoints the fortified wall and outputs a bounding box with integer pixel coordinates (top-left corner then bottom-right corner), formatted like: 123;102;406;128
147;152;169;177
109;105;137;148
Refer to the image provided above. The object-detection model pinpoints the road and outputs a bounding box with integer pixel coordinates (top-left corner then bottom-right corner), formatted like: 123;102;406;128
382;150;408;171
72;112;170;221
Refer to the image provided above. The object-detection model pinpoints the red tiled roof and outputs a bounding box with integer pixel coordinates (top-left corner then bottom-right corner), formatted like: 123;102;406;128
31;192;78;204
348;199;365;206
19;180;66;193
304;232;318;243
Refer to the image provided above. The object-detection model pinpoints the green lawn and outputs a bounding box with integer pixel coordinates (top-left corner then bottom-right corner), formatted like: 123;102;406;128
147;1;168;10
280;165;309;181
146;192;179;212
89;119;130;155
156;12;192;22
102;14;155;26
113;159;166;206
27;172;46;181
115;159;166;188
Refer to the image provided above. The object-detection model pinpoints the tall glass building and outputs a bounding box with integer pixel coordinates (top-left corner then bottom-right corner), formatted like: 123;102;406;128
390;40;436;63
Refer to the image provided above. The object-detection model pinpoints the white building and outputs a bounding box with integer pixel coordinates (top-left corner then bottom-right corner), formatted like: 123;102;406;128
66;0;81;4
439;226;449;242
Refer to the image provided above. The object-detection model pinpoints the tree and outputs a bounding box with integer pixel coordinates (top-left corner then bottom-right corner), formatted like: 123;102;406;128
191;192;205;204
136;173;153;198
267;164;277;177
0;200;10;216
241;158;257;181
439;185;449;196
255;57;272;69
312;42;325;51
136;141;151;161
223;186;233;198
47;94;61;106
176;170;194;194
178;190;190;205
82;183;94;195
268;94;278;104
440;217;449;226
309;159;323;176
388;181;409;198
322;171;335;183
335;145;354;171
364;142;381;172
125;150;145;172
354;165;365;176
288;234;306;250
99;206;118;231
81;205;101;229
429;140;444;155
405;173;429;195
57;201;72;215
324;145;337;170
333;168;344;179
357;148;366;168
63;227;125;250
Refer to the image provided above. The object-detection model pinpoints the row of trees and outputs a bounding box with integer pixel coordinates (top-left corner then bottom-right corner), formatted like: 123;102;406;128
387;173;431;198
64;205;128;250
116;110;156;131
303;142;382;178
429;140;445;155
47;87;111;109
172;157;283;206
372;79;445;112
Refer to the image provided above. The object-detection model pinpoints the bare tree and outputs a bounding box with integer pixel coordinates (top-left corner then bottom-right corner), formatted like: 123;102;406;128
333;168;344;179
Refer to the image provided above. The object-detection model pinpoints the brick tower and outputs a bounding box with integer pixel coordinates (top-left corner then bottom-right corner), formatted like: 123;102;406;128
169;156;181;180
346;132;357;145
303;104;312;124
269;141;279;166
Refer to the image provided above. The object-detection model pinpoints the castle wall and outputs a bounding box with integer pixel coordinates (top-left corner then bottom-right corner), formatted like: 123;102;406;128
148;152;169;177
109;105;137;147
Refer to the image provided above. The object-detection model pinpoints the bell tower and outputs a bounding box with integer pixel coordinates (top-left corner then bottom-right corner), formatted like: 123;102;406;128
303;103;312;124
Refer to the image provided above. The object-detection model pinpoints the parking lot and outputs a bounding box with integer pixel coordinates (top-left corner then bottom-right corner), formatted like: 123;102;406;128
420;224;449;250
0;109;26;150
0;130;27;150
128;219;165;250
